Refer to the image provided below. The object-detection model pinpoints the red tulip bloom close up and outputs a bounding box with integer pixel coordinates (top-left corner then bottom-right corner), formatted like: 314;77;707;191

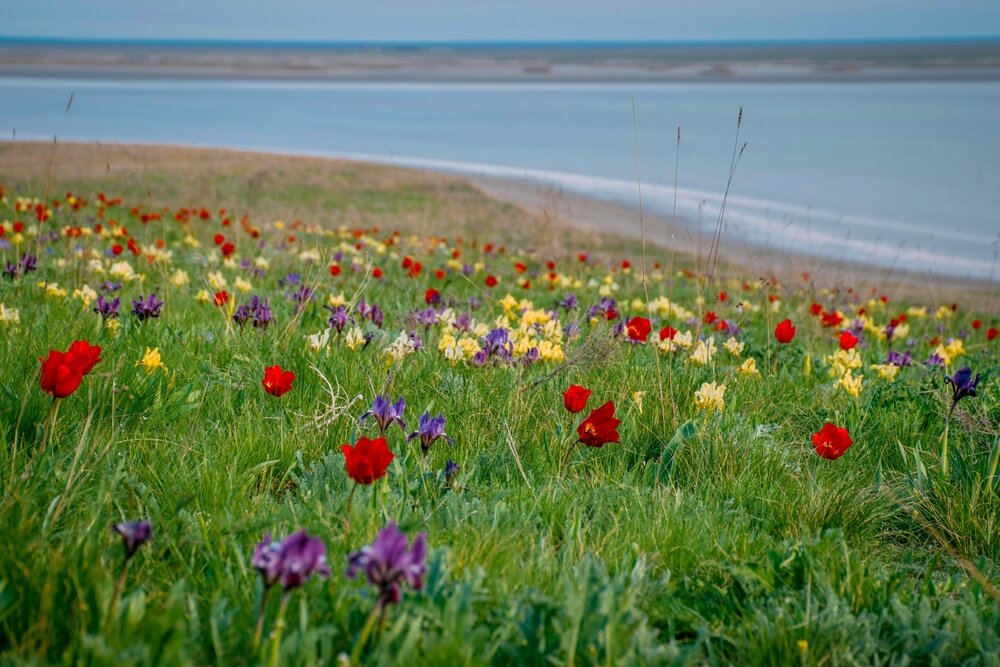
576;401;621;447
563;384;591;413
626;316;651;342
262;365;295;397
39;340;102;398
838;331;859;350
812;422;853;460
341;436;395;485
774;319;796;344
65;340;102;375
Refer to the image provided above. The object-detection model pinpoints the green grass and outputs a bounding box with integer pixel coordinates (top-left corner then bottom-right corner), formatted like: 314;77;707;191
0;160;998;666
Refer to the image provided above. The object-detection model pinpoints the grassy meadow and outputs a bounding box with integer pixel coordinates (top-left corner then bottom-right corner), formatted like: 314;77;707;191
0;143;998;666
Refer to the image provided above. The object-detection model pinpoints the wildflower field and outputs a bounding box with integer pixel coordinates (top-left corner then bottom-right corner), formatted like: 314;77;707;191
1;144;998;665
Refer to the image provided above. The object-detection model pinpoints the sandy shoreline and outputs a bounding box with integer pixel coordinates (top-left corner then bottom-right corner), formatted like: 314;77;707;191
1;140;996;308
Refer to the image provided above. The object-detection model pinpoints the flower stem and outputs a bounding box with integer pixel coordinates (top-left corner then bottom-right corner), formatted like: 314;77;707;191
266;591;290;667
344;483;357;534
941;415;951;478
349;602;382;667
107;557;129;622
560;440;579;475
252;585;271;650
39;397;61;453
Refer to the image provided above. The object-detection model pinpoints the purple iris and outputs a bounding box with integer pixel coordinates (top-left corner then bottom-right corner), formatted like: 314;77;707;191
467;296;482;310
585;297;617;321
275;531;331;591
131;293;164;321
19;252;37;274
2;260;17;280
234;295;272;330
291;285;314;306
924;352;946;368
721;320;742;337
252;531;331;592
326;305;350;333
475;328;513;365
360;395;407;434
885;350;912;367
252;534;283;589
443;460;459;483
945;367;980;407
100;280;123;293
345;522;427;608
407;412;455;455
112;520;152;559
356;299;384;328
521;347;540;365
558;294;579;311
453;312;472;332
93;295;120;320
409;307;438;330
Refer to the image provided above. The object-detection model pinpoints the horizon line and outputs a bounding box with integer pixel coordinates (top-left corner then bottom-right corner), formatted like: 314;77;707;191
3;35;1000;48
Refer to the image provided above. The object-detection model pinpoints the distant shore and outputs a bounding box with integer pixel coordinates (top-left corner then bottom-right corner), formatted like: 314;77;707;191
1;140;997;309
3;39;1000;82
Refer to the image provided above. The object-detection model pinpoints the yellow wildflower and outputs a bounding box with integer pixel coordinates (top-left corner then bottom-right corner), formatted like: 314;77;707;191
137;347;168;375
694;382;727;412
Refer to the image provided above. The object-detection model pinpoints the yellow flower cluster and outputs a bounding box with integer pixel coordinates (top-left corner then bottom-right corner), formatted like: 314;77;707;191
826;348;862;378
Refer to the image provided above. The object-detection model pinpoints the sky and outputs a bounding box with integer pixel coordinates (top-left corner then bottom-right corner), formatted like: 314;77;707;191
2;0;1000;42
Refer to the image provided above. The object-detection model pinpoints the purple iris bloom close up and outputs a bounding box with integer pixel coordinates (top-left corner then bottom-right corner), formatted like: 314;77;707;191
885;350;912;367
131;293;164;321
112;520;152;559
407;411;455;455
360;395;407;434
345;522;427;608
252;531;330;592
326;305;350;333
94;295;121;320
276;531;331;591
945;367;980;406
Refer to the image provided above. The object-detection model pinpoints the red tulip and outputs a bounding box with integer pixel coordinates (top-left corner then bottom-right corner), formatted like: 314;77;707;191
774;319;796;344
821;311;843;328
262;365;294;397
812;422;853;460
838;331;859;350
987;327;997;341
563;385;591;413
39;350;84;398
626;317;651;343
65;340;102;375
424;288;440;305
659;326;677;341
341;436;394;485
576;401;621;448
